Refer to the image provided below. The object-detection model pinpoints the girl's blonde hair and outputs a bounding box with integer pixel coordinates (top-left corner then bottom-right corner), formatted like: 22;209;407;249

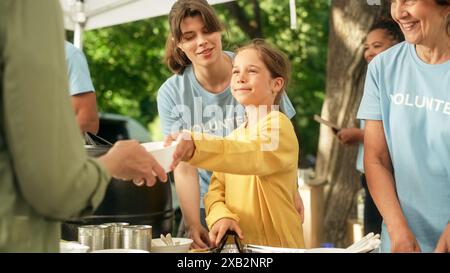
235;39;291;105
165;0;223;74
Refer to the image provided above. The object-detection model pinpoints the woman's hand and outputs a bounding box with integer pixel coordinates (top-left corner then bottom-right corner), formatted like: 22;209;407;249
434;222;450;253
187;223;212;249
389;224;421;252
209;218;244;247
165;131;196;171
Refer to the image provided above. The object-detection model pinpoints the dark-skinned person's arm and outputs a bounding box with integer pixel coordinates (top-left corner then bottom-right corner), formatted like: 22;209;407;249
336;128;364;145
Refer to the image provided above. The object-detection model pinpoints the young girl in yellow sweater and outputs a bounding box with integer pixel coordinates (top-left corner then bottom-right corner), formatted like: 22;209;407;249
166;39;304;248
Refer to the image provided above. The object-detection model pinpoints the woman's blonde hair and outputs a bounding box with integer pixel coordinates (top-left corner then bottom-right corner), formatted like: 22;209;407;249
165;0;223;74
235;39;291;106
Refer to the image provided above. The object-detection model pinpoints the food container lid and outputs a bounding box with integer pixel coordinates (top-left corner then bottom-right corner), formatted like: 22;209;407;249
123;225;152;235
102;222;130;233
78;225;109;236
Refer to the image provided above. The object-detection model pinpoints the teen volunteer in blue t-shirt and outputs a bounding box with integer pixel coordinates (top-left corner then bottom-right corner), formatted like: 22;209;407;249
157;0;299;249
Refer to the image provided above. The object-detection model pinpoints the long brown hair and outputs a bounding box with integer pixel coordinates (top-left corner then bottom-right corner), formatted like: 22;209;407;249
235;39;291;106
165;0;223;74
436;0;450;36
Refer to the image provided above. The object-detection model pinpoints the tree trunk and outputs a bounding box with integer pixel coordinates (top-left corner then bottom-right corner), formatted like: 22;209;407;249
225;1;263;39
316;0;389;247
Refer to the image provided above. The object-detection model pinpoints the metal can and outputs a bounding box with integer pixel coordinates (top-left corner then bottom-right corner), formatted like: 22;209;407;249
77;225;109;251
122;225;152;252
102;222;129;249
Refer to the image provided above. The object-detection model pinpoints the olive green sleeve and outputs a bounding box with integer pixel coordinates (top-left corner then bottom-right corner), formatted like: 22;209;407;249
3;0;110;220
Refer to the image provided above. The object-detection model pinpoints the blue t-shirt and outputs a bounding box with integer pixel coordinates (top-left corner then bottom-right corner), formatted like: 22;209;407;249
357;42;450;252
157;52;296;208
65;41;95;95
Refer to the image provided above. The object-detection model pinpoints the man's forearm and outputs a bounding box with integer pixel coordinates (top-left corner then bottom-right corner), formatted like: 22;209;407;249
71;92;99;134
76;112;99;134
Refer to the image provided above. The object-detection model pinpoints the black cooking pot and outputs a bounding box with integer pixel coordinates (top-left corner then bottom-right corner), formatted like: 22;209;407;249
61;144;173;241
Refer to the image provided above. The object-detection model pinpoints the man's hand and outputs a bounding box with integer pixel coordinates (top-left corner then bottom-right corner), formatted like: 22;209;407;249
99;140;167;186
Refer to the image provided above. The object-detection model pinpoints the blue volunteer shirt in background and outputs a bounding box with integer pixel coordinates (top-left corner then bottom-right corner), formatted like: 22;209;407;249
64;41;95;95
357;42;450;252
157;52;296;209
356;120;365;173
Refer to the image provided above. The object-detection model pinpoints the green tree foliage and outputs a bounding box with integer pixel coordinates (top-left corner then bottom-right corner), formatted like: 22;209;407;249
217;0;330;161
82;0;329;158
83;17;171;126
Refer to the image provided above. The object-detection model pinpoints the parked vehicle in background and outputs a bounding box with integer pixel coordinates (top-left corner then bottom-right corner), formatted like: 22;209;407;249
97;113;152;143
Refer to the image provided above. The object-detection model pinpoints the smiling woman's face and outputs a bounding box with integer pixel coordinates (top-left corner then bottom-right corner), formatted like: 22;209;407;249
390;0;450;45
364;29;398;63
177;15;222;68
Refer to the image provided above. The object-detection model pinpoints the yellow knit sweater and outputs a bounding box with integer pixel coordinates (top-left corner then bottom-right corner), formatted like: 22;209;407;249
189;111;304;248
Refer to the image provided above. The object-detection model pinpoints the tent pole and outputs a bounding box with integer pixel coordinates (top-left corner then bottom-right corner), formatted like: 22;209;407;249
289;0;297;30
73;0;86;49
74;23;84;49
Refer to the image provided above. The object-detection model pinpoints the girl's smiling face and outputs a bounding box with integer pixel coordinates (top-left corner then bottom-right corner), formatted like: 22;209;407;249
231;49;284;107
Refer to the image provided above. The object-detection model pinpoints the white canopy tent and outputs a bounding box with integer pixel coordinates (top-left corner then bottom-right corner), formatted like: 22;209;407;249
60;0;236;48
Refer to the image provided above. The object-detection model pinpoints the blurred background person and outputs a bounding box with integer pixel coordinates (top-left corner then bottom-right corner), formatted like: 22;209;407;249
65;40;99;134
337;18;404;235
